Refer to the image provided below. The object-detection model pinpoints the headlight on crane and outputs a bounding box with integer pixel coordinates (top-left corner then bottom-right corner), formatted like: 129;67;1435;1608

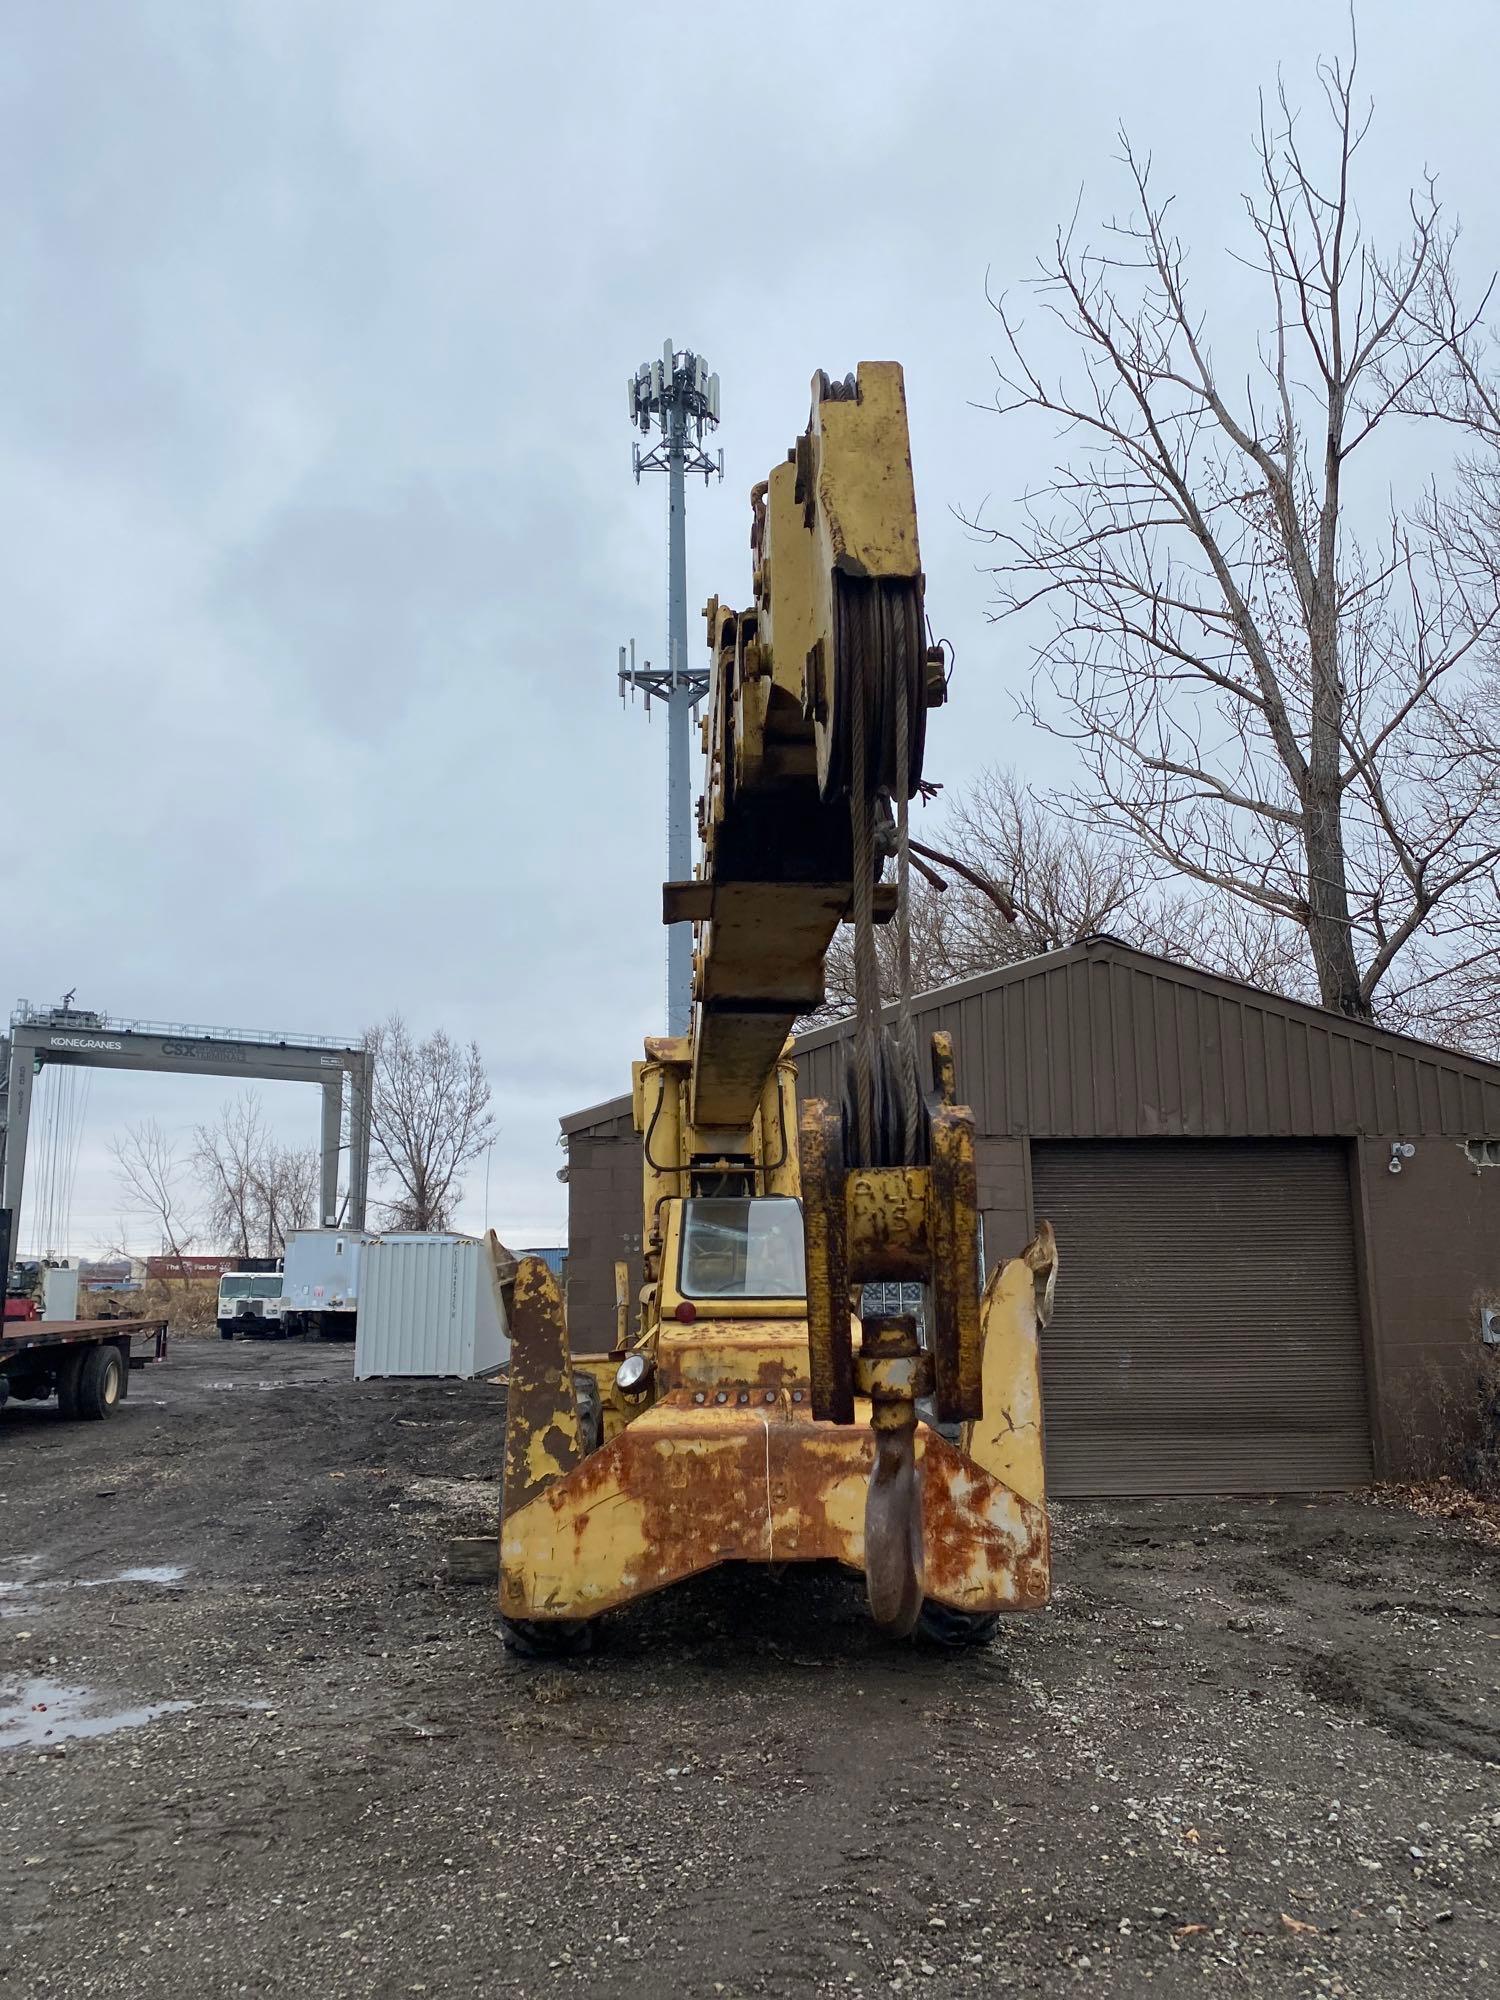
615;1352;653;1396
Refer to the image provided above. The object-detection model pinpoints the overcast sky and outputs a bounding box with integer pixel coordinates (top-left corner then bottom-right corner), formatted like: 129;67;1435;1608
5;1;1497;1256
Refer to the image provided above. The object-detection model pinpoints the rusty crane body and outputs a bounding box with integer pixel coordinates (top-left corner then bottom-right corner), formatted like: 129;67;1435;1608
500;363;1055;1651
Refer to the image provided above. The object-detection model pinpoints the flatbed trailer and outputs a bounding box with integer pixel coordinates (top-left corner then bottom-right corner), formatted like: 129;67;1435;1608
0;1316;169;1422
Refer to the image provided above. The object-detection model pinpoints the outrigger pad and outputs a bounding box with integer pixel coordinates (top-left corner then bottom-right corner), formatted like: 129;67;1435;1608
501;1257;584;1520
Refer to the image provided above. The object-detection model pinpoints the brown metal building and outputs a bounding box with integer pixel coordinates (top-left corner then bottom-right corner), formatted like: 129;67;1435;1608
561;937;1500;1495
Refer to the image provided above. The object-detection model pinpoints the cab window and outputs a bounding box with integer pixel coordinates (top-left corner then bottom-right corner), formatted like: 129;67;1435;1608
678;1197;805;1300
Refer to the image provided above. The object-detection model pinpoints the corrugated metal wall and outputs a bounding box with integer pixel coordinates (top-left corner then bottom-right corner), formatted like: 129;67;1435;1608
561;943;1500;1482
795;944;1500;1140
355;1235;508;1380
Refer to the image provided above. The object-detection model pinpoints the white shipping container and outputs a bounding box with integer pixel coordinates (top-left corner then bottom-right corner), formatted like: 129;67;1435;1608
355;1233;510;1381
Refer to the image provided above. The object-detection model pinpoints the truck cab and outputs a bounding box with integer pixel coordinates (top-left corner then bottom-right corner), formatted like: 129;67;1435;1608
216;1271;287;1340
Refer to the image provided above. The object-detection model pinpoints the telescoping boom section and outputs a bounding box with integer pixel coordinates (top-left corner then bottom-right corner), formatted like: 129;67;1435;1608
501;364;1056;1651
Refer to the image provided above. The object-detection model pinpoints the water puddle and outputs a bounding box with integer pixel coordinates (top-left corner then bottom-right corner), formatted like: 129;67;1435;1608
204;1380;293;1392
79;1565;188;1588
0;1577;43;1618
0;1562;189;1610
0;1679;195;1750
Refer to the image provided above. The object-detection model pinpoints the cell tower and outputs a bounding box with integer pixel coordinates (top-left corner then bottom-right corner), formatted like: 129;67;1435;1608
619;340;723;1034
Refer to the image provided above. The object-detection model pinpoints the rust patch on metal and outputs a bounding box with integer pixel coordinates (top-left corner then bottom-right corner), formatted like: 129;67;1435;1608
657;1330;810;1394
801;1097;853;1422
858;1316;927;1634
845;1166;930;1282
501;1394;1049;1621
501;1258;583;1524
929;1099;982;1422
963;1225;1054;1512
916;1432;1049;1611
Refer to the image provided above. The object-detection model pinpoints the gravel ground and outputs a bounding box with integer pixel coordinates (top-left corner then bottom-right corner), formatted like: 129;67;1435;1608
2;1337;1497;1998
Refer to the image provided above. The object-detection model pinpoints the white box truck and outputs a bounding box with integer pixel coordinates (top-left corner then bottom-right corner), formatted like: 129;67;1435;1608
280;1229;379;1342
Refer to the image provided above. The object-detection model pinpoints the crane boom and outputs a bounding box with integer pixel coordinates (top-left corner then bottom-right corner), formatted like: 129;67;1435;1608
672;362;936;1131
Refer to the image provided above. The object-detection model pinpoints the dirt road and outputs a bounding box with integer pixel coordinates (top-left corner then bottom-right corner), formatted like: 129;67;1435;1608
2;1340;1497;1997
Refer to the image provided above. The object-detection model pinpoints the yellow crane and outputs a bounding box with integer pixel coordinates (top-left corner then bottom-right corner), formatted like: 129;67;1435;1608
500;363;1056;1652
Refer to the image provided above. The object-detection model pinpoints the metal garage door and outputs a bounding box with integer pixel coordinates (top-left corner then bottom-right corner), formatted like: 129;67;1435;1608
1030;1140;1372;1496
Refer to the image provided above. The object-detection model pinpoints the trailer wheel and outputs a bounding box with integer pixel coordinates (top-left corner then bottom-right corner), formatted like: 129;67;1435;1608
916;1601;1001;1649
500;1616;594;1660
76;1343;125;1420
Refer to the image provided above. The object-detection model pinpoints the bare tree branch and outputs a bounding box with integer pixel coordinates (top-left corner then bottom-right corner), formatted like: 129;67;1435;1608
965;28;1500;1037
364;1016;495;1232
110;1121;196;1275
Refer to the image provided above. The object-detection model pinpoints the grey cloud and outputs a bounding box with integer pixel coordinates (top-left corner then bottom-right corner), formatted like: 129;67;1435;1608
5;0;1497;1254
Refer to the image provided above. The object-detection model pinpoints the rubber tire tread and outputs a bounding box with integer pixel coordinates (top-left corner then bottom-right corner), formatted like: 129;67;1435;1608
500;1616;594;1660
76;1343;125;1421
916;1601;1001;1649
573;1376;604;1456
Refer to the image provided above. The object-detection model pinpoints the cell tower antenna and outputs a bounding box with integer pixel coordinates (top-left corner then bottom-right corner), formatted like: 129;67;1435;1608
618;340;723;1034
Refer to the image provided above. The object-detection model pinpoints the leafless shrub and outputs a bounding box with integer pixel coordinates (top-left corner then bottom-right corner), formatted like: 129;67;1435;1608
133;1274;220;1336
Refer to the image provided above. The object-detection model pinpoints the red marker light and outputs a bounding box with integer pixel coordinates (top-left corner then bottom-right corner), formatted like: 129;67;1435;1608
674;1300;698;1323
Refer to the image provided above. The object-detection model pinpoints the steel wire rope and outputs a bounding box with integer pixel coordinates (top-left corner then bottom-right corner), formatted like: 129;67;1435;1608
59;1069;91;1256
893;609;921;1165
36;1068;62;1258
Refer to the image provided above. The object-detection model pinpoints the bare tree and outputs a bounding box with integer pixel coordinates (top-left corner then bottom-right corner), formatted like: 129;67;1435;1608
364;1016;495;1231
110;1120;195;1274
971;31;1500;1030
193;1093;266;1258
812;875;1016;1026
194;1092;321;1258
946;768;1150;952
257;1142;320;1252
811;767;1167;1021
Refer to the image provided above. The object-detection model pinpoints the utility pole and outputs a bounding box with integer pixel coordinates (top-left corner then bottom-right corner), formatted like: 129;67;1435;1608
619;340;722;1034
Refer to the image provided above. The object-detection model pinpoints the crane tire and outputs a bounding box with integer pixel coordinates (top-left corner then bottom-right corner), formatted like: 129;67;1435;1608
916;1601;1000;1649
500;1615;594;1660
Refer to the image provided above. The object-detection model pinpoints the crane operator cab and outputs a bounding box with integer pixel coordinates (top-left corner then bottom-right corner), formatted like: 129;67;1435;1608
677;1197;805;1306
